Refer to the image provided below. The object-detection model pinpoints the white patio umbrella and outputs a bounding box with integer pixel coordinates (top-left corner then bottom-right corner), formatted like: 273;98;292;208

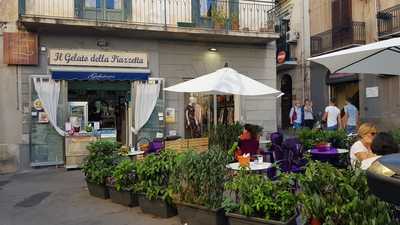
164;67;283;96
308;37;400;75
165;66;283;126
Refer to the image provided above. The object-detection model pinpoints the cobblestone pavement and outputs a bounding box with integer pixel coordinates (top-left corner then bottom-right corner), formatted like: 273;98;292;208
0;168;180;225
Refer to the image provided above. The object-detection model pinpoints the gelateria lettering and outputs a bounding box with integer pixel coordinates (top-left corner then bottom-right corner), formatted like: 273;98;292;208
87;73;116;80
49;49;148;68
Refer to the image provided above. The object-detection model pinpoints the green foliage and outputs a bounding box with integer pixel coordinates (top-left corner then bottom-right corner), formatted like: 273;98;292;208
209;122;243;151
171;146;230;209
299;160;399;225
135;150;179;203
223;171;298;222
211;7;227;26
82;140;123;185
111;159;137;192
390;128;400;145
297;129;350;150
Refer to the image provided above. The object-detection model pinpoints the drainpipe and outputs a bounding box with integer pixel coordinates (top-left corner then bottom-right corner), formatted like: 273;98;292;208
164;0;167;30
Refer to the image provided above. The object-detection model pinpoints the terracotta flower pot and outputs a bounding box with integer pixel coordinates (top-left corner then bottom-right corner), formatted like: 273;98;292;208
310;218;321;225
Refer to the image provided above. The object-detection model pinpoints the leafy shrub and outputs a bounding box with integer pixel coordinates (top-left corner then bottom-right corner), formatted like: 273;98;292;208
390;128;400;145
82;140;123;185
299;160;399;225
209;122;243;151
171;146;230;209
297;129;350;150
223;171;298;222
136;150;178;203
111;159;137;192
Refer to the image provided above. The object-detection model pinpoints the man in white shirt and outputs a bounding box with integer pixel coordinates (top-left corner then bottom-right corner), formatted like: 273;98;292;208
322;98;341;131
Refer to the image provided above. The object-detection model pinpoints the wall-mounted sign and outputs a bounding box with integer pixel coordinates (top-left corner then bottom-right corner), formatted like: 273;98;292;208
3;32;38;65
366;86;379;98
277;51;286;64
326;72;359;84
49;49;148;68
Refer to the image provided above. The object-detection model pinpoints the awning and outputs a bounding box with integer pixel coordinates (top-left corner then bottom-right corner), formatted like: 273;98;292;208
51;71;149;81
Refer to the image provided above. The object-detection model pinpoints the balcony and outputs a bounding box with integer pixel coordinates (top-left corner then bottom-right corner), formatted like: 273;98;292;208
310;22;366;56
18;0;279;44
378;4;400;39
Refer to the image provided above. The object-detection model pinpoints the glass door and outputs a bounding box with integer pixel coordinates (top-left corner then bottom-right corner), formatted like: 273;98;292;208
30;76;65;166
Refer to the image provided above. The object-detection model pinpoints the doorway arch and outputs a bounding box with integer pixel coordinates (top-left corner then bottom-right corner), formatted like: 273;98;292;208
281;74;292;129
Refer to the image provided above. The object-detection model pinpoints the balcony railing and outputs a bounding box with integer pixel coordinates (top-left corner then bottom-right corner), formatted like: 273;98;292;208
311;22;365;56
377;4;400;38
20;0;276;33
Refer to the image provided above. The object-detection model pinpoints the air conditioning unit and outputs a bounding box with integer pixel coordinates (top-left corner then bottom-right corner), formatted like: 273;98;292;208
286;31;299;44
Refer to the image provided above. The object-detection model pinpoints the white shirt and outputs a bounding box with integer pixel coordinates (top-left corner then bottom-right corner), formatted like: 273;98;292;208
325;106;340;127
350;140;369;167
360;156;381;170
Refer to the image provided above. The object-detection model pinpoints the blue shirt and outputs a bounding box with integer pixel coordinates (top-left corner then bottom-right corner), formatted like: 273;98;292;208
344;103;358;126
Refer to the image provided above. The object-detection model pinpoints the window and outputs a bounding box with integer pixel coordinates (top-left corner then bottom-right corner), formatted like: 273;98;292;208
85;0;101;8
106;0;122;9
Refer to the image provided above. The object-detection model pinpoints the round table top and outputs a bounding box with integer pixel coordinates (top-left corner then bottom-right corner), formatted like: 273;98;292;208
226;162;272;171
259;139;272;145
128;150;145;156
308;148;349;155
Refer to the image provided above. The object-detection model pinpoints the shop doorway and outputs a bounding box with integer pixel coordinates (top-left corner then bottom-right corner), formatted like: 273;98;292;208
281;75;292;129
330;81;359;109
68;81;131;144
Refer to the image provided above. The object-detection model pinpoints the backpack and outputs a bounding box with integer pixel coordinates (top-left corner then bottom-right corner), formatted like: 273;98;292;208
291;107;297;122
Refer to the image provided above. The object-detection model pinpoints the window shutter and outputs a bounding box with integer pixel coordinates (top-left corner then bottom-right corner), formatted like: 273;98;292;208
74;0;84;18
124;0;132;21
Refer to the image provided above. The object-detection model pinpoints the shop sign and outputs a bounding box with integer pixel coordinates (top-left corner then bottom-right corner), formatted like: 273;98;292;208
326;72;359;84
366;86;379;98
3;32;38;65
49;49;148;68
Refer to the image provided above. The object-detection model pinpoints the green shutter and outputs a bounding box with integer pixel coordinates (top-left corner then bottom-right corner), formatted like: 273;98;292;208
19;0;26;16
124;0;132;21
75;0;84;18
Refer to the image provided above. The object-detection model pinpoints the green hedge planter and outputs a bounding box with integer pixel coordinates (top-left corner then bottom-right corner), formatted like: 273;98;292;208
138;194;177;218
226;213;297;225
86;180;109;199
109;187;138;207
176;202;227;225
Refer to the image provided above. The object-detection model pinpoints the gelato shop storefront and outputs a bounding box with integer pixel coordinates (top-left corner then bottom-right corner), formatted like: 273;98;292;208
30;49;164;168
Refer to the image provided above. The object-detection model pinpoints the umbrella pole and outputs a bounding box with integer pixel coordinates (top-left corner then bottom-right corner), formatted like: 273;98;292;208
213;94;217;128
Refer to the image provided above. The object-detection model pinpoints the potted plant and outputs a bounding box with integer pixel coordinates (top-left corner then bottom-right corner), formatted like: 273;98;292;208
223;170;298;225
211;7;227;30
108;159;139;207
298;160;398;225
230;13;239;31
136;150;178;218
171;146;230;225
82;140;121;199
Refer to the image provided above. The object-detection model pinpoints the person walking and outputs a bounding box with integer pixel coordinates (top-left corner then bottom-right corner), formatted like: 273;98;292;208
289;100;303;129
344;97;359;134
303;99;314;129
322;98;341;131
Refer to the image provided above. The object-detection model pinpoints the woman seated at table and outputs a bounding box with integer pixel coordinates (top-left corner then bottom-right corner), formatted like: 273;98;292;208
234;124;262;160
350;123;377;168
360;132;399;170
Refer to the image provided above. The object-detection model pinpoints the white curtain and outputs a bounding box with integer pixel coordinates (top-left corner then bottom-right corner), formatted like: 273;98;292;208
131;81;161;134
33;77;65;136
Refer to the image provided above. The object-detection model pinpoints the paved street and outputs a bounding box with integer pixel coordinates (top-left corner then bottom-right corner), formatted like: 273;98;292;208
0;168;180;225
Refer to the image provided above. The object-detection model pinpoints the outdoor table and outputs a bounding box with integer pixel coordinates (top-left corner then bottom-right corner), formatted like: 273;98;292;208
128;150;144;160
259;139;272;145
226;161;272;171
308;148;350;167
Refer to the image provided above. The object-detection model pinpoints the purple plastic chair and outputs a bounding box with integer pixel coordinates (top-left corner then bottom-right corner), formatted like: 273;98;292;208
281;138;306;173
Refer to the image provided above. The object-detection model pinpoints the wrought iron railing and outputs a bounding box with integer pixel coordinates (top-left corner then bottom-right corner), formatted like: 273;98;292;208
377;4;400;37
20;0;276;33
310;22;365;56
